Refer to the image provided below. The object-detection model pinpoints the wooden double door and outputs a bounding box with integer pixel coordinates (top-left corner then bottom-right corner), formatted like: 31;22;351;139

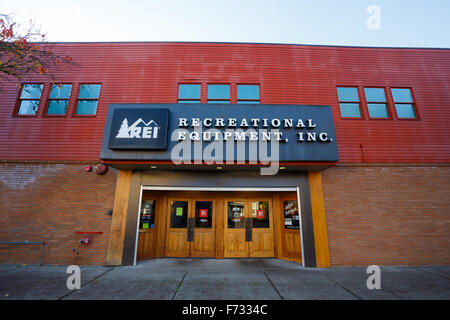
223;197;274;258
165;197;216;258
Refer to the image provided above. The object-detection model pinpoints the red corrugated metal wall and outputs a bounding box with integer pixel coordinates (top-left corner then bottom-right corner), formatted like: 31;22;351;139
0;42;449;163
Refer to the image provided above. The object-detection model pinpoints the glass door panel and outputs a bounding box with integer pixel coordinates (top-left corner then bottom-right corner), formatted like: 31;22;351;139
195;201;213;228
227;201;246;228
251;200;270;228
170;201;188;228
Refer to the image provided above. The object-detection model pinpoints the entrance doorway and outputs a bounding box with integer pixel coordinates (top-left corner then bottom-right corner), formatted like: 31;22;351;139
136;190;301;263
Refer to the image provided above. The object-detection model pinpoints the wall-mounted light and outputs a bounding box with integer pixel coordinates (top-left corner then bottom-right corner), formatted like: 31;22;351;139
95;164;108;175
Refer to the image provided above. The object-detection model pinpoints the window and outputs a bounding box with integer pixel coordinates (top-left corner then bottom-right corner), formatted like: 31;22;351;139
237;85;260;104
16;84;43;115
391;88;417;119
283;200;299;229
139;200;156;229
208;84;230;103
178;84;201;103
364;88;389;118
336;87;361;118
75;84;101;115
47;84;72;115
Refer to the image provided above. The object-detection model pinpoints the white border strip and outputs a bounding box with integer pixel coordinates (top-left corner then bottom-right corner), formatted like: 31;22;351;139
297;186;305;267
133;185;144;266
142;186;297;192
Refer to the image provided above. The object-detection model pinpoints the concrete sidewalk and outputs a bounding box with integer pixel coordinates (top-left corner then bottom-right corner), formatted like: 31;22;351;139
0;259;449;300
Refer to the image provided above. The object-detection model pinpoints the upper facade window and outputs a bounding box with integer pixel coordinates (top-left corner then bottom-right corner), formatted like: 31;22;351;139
16;84;44;115
364;88;389;118
208;84;230;104
237;85;260;104
47;84;72;115
336;87;361;118
391;88;417;119
75;84;101;115
178;84;201;103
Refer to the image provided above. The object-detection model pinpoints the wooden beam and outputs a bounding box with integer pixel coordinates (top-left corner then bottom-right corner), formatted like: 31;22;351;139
308;172;331;268
106;170;132;265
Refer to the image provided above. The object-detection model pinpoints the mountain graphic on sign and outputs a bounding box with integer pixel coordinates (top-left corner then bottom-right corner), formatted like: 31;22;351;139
115;118;159;138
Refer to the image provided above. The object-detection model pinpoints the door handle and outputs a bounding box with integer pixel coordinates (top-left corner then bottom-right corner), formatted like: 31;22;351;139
187;217;194;242
245;218;252;242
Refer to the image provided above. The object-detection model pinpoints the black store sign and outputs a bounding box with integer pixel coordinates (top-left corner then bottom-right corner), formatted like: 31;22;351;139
101;103;339;163
108;108;169;150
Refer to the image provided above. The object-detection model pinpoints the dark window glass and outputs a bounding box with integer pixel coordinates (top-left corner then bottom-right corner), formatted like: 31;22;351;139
17;100;40;115
49;84;72;99
178;84;201;100
337;87;359;102
195;201;212;228
395;104;416;118
78;84;101;99
251;201;269;228
170;201;188;228
339;103;361;118
237;85;259;102
391;88;416;119
337;87;361;118
365;88;389;118
208;84;230;103
391;88;413;103
47;100;69;115
283;200;299;229
364;88;386;102
367;103;389;118
76;100;98;115
140;200;156;229
17;84;43;115
47;84;72;115
20;84;44;99
76;84;101;115
227;201;245;228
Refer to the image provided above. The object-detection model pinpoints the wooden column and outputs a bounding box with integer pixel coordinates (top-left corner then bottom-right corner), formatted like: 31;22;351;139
106;170;132;266
308;172;331;268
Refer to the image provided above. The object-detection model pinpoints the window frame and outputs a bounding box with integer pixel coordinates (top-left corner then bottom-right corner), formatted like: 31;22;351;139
207;84;230;104
236;84;260;104
14;83;45;117
44;83;73;117
73;83;102;117
336;86;363;119
364;87;392;120
390;87;419;120
177;83;202;103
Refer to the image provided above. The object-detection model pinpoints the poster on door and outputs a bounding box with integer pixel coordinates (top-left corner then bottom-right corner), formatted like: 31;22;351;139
257;209;265;219
199;209;208;218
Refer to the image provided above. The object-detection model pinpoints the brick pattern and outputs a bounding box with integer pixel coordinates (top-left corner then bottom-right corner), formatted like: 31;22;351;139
322;165;450;266
0;163;116;265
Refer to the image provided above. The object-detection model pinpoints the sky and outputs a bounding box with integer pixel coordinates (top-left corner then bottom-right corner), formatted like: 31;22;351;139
1;0;449;48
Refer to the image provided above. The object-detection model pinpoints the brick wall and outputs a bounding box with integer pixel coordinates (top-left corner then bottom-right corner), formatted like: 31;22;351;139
322;165;450;266
0;163;117;265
